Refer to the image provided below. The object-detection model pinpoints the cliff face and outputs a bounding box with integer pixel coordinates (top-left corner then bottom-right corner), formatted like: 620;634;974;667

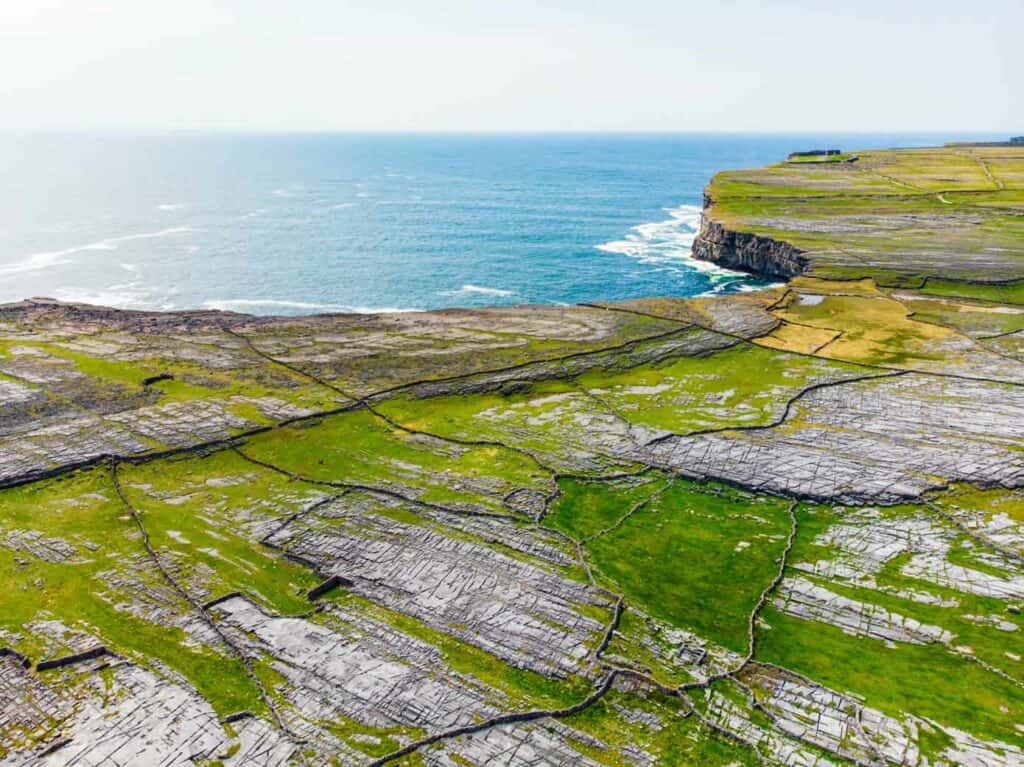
692;194;808;280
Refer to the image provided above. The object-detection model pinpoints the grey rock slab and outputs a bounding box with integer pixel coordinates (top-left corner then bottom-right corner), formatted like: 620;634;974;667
212;595;498;732
796;507;1024;601
0;653;68;757
221;717;300;767
773;576;954;644
268;499;612;677
425;721;606;767
702;689;839;767
746;666;918;765
0;416;147;484
7;662;229;767
646;374;1024;503
107;400;255;447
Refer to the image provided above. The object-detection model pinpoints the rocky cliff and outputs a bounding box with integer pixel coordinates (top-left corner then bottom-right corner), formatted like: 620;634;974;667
692;193;808;280
3;145;1024;767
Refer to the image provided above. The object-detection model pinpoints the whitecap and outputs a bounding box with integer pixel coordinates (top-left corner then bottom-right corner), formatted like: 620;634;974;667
595;204;750;281
698;280;784;298
157;202;188;211
51;282;174;310
202;298;422;315
438;284;515;298
0;227;193;277
332;202;356;209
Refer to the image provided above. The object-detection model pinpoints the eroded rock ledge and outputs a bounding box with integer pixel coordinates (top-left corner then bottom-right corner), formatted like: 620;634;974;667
692;195;808;280
2;144;1023;767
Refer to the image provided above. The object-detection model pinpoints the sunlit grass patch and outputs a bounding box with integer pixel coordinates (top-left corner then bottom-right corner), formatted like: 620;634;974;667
770;293;959;366
0;469;266;717
551;479;792;653
575;344;862;434
919;278;1024;307
378;381;642;474
117;453;324;615
757;606;1024;747
240;407;553;512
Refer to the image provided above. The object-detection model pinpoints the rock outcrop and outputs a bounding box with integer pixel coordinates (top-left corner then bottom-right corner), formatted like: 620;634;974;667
692;197;808;279
3;144;1024;767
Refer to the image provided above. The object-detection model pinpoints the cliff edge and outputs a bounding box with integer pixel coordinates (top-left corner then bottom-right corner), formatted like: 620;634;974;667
691;145;1024;285
692;194;808;280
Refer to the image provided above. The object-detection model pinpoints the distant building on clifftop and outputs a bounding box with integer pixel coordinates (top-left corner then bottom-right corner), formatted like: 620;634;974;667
787;149;841;159
785;149;856;164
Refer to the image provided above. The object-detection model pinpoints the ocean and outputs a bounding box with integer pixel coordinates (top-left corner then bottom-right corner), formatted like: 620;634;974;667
0;132;1001;315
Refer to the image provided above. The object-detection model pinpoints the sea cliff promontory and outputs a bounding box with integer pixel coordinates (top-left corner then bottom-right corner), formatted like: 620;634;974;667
1;146;1023;767
694;144;1024;289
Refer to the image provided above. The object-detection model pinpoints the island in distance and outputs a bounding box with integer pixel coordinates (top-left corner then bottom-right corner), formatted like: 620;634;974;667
1;144;1023;766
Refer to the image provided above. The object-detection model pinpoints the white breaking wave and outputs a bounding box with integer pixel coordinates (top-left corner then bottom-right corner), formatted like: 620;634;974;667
332;202;356;209
51;283;177;311
157;202;188;211
699;279;785;297
595;204;751;284
202;298;422;315
0;227;193;277
438;284;515;298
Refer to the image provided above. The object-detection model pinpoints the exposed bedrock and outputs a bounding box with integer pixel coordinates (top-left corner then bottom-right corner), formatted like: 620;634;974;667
692;197;809;280
643;374;1024;504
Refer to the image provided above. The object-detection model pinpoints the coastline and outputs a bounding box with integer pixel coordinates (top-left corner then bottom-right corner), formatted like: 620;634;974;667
5;133;989;315
1;144;1023;766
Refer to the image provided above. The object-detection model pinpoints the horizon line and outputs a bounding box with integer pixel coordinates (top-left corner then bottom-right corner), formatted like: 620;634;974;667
0;128;1014;141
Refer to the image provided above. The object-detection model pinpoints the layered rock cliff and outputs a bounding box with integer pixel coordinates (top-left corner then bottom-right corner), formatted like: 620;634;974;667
692;193;808;280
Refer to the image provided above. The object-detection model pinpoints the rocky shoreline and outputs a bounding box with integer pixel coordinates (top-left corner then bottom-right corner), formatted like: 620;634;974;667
1;145;1022;767
692;194;808;280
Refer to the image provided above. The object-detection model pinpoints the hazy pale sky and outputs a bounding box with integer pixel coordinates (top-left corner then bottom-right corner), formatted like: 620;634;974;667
1;0;1019;132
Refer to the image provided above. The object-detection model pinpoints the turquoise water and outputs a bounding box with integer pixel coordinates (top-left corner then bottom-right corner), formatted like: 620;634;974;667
0;133;1001;314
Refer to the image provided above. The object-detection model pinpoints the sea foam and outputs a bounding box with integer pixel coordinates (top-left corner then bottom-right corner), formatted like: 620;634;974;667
596;204;753;288
202;298;422;315
52;282;177;311
438;284;515;298
0;227;193;277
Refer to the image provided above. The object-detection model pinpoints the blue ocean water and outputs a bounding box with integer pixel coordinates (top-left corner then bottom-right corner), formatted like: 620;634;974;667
0;132;1002;314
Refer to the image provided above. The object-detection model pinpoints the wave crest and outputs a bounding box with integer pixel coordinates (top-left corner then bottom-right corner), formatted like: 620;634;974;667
438;284;515;298
0;227;193;277
595;204;772;294
202;298;422;315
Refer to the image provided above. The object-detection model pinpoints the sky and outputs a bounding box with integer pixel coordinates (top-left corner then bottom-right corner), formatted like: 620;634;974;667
1;0;1020;133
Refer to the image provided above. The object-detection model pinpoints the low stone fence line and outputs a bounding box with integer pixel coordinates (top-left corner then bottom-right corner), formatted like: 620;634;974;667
36;646;110;672
36;738;72;757
222;710;256;724
366;671;619;766
307;574;353;601
0;648;31;669
284;552;320;569
202;591;245;610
